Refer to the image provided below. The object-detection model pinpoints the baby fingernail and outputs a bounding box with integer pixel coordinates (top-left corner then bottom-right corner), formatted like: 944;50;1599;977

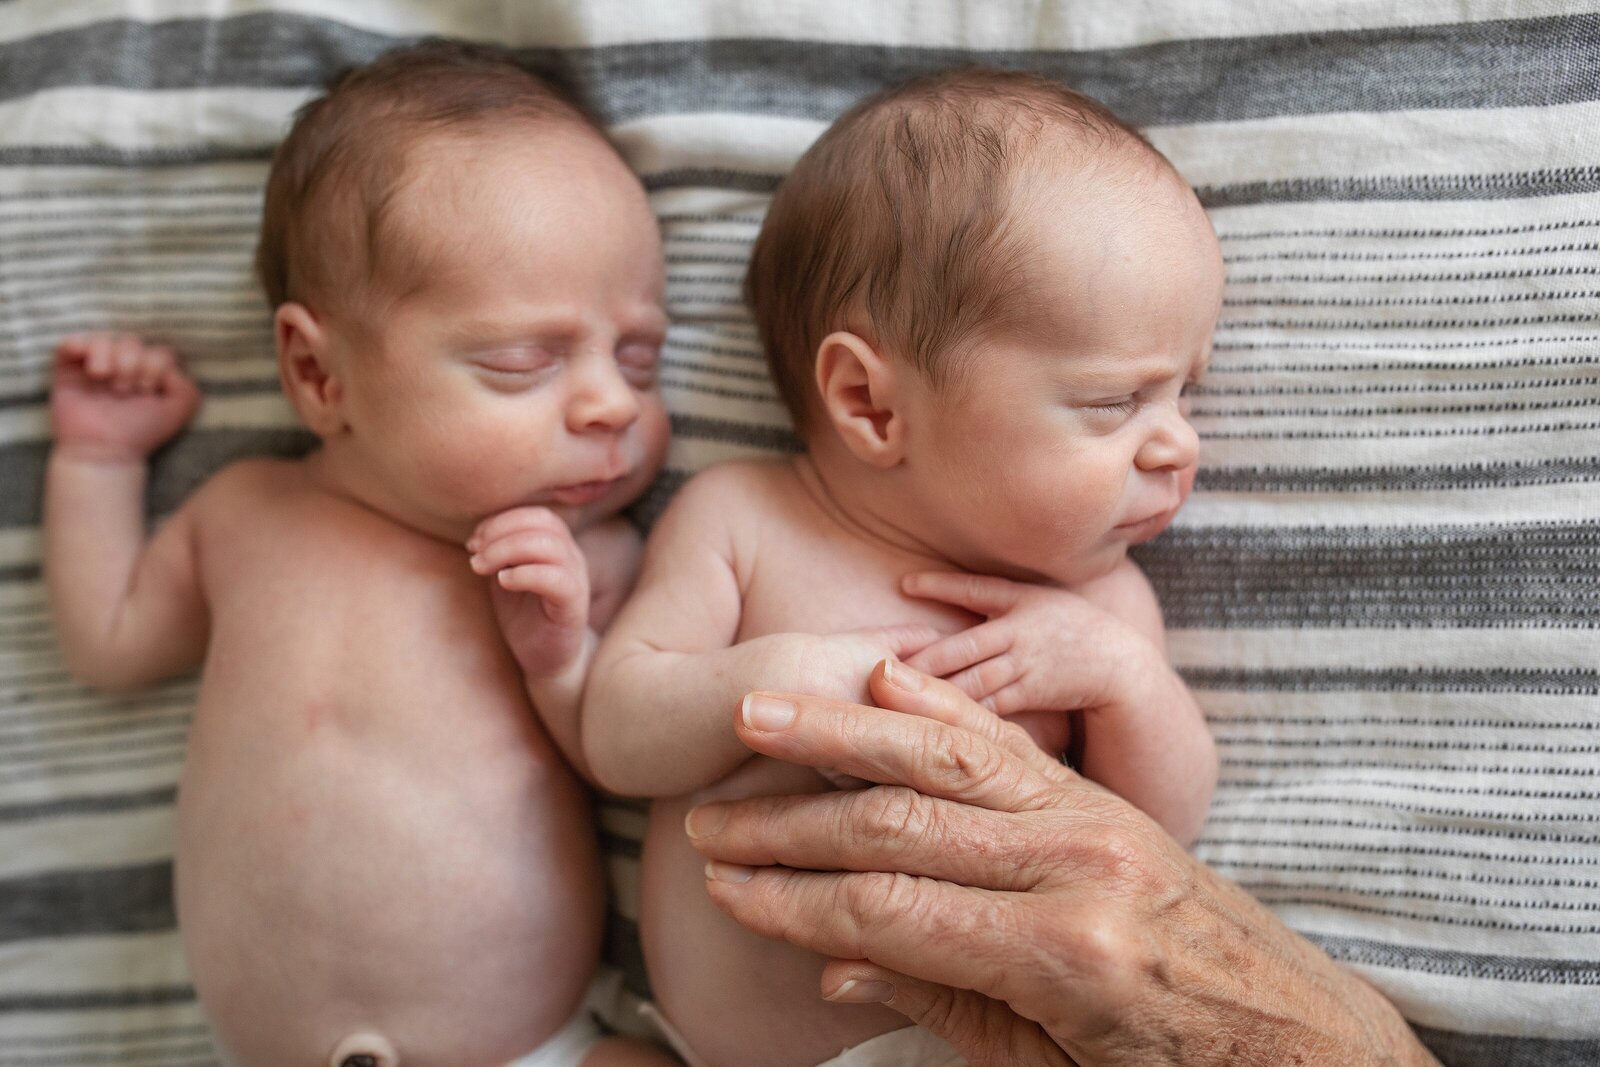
705;861;753;884
882;658;922;691
742;694;795;732
684;805;727;839
825;979;895;1004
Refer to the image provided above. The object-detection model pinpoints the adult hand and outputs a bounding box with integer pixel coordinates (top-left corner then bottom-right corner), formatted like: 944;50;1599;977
683;661;1440;1067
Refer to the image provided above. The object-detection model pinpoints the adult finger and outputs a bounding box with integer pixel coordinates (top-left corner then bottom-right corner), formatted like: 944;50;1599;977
701;863;1049;1012
686;787;1055;891
902;571;1025;616
868;660;1076;786
733;688;1064;813
902;619;1009;679
822;961;1076;1067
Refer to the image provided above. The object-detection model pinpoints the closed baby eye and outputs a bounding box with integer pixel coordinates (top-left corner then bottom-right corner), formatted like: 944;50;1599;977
474;345;561;383
615;339;660;387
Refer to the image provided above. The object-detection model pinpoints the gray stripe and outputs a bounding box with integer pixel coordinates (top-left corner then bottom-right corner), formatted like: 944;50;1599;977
1135;523;1599;629
2;13;1597;126
1194;458;1600;494
0;986;195;1013
1183;667;1600;694
1307;933;1600;983
1413;1027;1600;1067
636;164;1600;206
0;786;176;823
0;428;315;529
0;861;173;943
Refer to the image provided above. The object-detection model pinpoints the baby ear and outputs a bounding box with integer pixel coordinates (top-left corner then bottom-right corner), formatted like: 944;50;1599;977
274;302;347;437
814;331;906;467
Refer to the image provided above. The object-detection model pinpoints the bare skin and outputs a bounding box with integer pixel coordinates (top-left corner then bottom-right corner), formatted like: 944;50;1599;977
43;120;679;1067
687;663;1442;1067
540;163;1224;1067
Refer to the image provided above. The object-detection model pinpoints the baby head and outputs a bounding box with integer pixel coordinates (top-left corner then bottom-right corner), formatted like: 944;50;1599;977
256;41;669;541
746;68;1222;587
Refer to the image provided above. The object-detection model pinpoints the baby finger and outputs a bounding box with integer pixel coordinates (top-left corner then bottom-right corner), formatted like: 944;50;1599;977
468;505;566;552
495;564;585;625
944;654;1020;704
904;622;1009;679
470;529;572;575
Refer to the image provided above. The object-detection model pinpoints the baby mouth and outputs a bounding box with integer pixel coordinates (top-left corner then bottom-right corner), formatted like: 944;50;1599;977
543;476;625;507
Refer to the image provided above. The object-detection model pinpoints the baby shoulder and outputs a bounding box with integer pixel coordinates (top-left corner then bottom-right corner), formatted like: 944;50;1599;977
651;458;785;542
1076;557;1166;646
177;455;300;524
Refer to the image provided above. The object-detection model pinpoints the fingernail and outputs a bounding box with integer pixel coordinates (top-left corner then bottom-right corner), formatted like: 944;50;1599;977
882;658;923;691
465;536;480;552
742;694;795;732
705;861;753;883
684;805;727;840
825;979;895;1004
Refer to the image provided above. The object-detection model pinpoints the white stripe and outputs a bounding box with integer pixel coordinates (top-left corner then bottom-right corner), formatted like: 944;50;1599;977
0;808;177;880
0;931;192;997
1196;422;1600;470
1168;628;1600;672
1299;933;1600;1040
1153;99;1600;184
1179;480;1600;528
0;86;311;150
4;0;1577;51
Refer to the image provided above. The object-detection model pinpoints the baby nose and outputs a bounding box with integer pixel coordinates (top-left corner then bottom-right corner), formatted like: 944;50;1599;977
1136;404;1199;472
567;353;640;433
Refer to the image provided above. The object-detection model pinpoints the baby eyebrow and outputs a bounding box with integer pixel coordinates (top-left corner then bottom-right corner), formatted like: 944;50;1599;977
446;318;583;349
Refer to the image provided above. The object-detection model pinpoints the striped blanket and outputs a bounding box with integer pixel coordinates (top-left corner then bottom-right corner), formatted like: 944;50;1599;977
0;3;1595;1065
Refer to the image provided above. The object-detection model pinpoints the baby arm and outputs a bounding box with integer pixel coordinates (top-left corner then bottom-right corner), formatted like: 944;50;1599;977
44;334;207;689
903;564;1217;845
467;505;608;779
581;465;936;798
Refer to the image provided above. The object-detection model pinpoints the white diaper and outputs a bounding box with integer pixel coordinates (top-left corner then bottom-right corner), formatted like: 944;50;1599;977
811;1024;966;1067
640;1002;964;1067
502;1003;603;1067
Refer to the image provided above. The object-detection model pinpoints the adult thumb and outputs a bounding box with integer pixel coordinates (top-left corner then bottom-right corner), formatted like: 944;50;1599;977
822;961;1076;1067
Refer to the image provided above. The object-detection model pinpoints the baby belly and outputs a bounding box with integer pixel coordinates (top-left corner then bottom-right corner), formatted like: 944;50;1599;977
641;757;906;1067
174;698;603;1067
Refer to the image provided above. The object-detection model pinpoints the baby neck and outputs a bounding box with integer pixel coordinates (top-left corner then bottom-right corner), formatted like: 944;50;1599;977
792;443;961;572
302;445;468;546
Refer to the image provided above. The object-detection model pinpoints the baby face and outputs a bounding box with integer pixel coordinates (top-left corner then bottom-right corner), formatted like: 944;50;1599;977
328;128;669;537
901;163;1222;587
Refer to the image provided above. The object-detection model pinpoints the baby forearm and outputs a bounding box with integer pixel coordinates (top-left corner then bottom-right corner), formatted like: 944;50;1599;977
521;628;598;782
582;632;804;797
44;451;204;688
1083;665;1217;846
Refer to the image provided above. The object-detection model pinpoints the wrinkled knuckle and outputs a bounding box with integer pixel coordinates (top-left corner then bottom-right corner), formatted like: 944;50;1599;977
843;871;922;932
939;729;1005;795
851;787;930;851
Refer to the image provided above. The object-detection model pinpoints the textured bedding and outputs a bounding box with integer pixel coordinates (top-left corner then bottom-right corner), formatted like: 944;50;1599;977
0;2;1596;1065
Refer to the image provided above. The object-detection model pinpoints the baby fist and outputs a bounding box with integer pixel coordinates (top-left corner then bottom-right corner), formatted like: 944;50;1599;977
51;333;202;462
468;507;590;677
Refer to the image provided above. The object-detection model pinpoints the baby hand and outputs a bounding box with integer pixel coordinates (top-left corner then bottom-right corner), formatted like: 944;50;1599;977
468;507;590;678
901;571;1149;715
792;624;943;705
50;333;201;462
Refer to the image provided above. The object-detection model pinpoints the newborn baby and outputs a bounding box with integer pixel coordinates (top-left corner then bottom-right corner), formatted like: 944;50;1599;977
43;42;676;1067
530;69;1222;1067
